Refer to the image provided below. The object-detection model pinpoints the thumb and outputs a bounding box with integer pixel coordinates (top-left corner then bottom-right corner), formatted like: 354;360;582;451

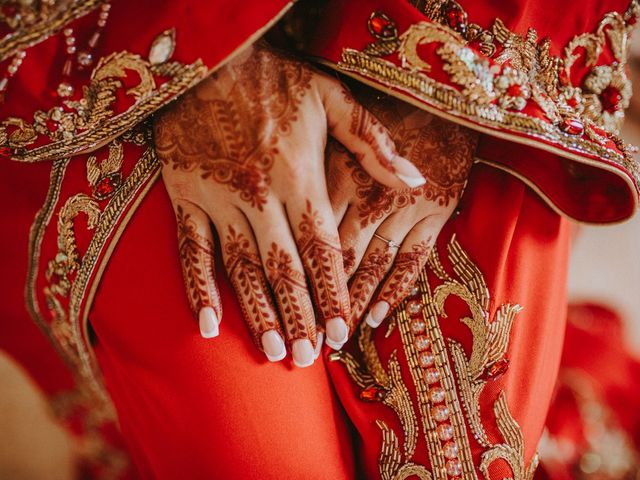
321;80;426;189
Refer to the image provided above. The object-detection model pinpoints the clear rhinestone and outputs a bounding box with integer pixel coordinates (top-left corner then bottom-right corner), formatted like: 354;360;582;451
443;441;459;459
437;423;454;441
432;404;449;422
414;336;430;351
445;459;462;477
428;387;445;403
419;352;435;368
411;320;426;334
424;368;440;384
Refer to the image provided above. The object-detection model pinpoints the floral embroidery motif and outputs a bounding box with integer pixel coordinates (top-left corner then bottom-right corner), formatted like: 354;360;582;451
331;236;538;479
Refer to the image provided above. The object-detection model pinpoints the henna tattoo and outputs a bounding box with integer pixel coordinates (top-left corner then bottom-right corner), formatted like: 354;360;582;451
155;46;313;210
265;243;317;342
342;247;357;277
224;226;280;343
297;200;350;321
378;239;433;309
331;91;479;227
349;246;394;322
176;206;221;317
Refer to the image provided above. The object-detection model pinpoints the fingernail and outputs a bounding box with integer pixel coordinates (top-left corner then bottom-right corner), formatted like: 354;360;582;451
393;156;427;188
326;317;348;345
292;339;315;367
199;307;219;338
366;301;390;328
261;330;286;362
314;332;324;360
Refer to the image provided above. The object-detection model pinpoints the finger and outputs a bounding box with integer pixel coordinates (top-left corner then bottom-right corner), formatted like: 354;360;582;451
217;212;287;363
173;201;222;338
348;216;413;328
367;218;437;328
289;198;350;350
338;204;384;278
318;79;426;189
246;202;318;368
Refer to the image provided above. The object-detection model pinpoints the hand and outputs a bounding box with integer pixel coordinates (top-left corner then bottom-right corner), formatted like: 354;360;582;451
153;43;426;367
326;89;479;330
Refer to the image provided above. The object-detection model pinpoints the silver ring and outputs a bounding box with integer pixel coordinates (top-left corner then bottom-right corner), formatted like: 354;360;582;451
374;233;400;250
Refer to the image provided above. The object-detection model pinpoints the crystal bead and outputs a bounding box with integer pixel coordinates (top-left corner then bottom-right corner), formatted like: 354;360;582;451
432;404;450;422
437;423;454;441
445;459;462;477
601;86;623;112
149;29;176;65
77;51;93;67
419;352;435;368
424;368;440;384
360;385;388;402
414;336;430;351
407;299;422;315
411;320;426;334
56;82;74;98
428;387;445;403
369;12;395;38
443;441;459;459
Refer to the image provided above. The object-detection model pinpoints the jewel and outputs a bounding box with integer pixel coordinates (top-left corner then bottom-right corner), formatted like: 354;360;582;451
77;51;94;67
628;15;638;25
446;459;462;476
424;368;440;384
483;357;510;380
409;287;419;297
419;352;435;368
432;404;450;422
560;117;584;135
566;96;578;108
428;386;446;403
369;12;395;38
360;385;388;402
411;320;426;334
56;82;74;98
0;146;13;158
444;2;467;34
600;86;622;112
149;29;176;65
443;441;459;459
94;173;122;200
437;423;454;441
407;300;422;315
507;84;523;97
415;336;430;351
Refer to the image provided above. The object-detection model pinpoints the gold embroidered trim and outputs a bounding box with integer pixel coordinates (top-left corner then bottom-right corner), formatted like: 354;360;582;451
0;0;102;62
333;236;539;479
26;130;160;414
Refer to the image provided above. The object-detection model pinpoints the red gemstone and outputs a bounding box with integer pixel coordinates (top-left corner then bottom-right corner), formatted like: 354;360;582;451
444;2;467;33
484;358;509;380
600;86;623;113
370;13;394;38
0;146;12;158
628;15;638;25
566;96;578;108
560;117;584;135
507;84;523;97
94;173;122;199
360;385;388;402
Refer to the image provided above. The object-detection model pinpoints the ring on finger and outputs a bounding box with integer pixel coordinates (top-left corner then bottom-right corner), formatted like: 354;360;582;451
373;232;400;250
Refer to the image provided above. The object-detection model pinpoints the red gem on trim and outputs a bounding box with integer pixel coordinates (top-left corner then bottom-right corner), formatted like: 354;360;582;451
628;15;638;25
444;2;467;34
483;358;509;380
566;96;578;108
369;13;395;38
507;84;523;97
360;385;388;402
600;86;622;113
0;146;13;158
560;117;584;135
93;172;122;200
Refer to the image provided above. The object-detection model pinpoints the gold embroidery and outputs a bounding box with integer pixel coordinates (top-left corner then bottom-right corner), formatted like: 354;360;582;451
334;236;539;479
334;2;640;190
1;49;207;162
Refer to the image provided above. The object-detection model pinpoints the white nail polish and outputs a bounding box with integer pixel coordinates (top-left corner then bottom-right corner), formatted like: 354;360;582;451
262;330;286;362
292;339;315;367
314;332;324;360
326;317;348;345
395;172;427;188
325;338;345;351
370;301;390;325
199;307;219;338
365;312;382;328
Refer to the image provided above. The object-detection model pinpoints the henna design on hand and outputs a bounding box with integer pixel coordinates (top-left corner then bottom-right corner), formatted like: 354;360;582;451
265;243;317;343
297;200;350;322
224;226;280;343
342;247;357;277
176;206;221;317
349;246;394;322
378;239;432;310
155;46;313;210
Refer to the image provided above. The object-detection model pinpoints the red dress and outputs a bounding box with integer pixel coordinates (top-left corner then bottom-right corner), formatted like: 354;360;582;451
0;0;637;478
